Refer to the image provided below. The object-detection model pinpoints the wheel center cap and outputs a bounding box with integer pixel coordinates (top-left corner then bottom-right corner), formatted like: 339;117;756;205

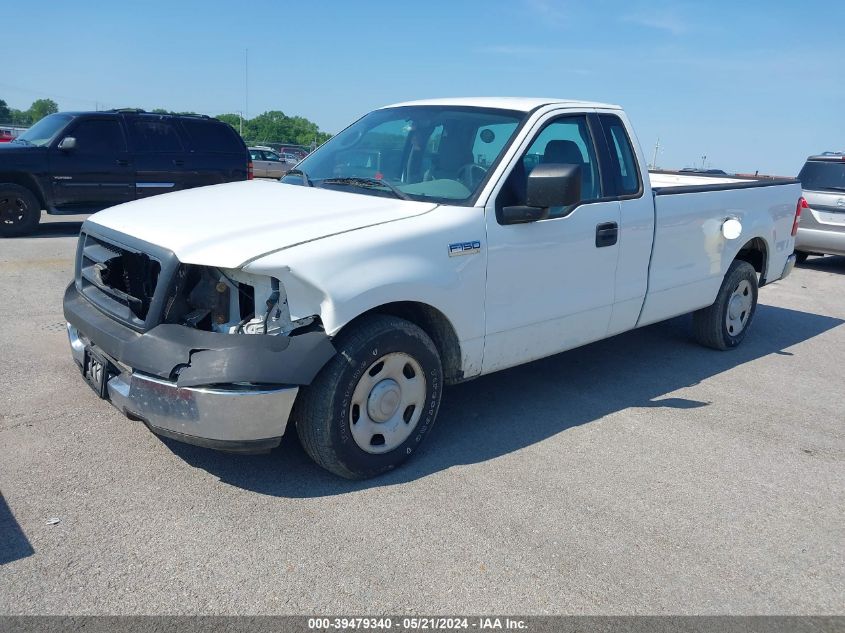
728;294;743;319
367;379;401;423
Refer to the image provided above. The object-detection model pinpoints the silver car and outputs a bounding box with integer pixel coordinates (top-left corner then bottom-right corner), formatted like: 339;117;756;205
249;146;297;179
795;153;845;262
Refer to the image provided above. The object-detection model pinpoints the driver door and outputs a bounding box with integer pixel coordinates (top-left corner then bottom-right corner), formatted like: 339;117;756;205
49;117;133;212
482;112;621;373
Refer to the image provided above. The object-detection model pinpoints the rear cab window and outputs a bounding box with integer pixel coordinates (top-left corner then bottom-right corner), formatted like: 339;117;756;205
598;114;641;197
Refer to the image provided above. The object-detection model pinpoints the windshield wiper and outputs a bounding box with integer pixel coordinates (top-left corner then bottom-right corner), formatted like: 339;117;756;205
285;168;312;187
11;138;32;146
320;177;410;201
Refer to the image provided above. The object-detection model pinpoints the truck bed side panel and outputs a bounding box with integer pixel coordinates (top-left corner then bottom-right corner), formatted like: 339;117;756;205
638;183;800;327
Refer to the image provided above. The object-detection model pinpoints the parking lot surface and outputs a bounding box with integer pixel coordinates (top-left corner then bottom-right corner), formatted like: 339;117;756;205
1;213;843;614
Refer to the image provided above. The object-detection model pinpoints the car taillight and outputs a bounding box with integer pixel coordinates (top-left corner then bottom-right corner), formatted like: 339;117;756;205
792;197;807;237
247;161;254;180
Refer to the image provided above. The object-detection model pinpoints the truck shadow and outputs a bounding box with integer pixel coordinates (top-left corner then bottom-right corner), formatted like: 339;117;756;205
798;255;845;275
2;221;84;239
25;221;84;239
162;303;843;498
0;493;35;565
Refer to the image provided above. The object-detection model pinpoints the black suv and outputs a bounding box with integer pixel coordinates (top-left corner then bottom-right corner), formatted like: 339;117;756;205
0;109;250;236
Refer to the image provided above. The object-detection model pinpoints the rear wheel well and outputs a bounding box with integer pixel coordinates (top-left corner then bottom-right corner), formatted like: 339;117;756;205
735;237;768;284
341;302;464;384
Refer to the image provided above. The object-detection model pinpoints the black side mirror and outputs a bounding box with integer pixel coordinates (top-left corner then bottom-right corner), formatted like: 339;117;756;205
57;137;77;151
499;163;582;225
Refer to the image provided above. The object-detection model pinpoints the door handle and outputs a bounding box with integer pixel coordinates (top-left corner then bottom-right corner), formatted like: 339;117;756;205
116;158;130;166
595;222;618;247
173;159;185;166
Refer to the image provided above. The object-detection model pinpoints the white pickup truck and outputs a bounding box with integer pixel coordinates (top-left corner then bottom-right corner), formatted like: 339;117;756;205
64;97;803;478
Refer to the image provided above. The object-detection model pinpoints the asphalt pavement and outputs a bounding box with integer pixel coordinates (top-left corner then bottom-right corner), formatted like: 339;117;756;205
1;213;843;614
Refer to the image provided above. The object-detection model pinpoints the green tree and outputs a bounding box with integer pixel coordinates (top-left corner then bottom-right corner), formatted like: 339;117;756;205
9;109;30;125
0;98;30;125
216;113;243;131
216;110;330;147
27;98;58;123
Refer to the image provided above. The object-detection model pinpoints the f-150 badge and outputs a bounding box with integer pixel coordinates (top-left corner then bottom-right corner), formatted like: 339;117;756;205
448;241;481;257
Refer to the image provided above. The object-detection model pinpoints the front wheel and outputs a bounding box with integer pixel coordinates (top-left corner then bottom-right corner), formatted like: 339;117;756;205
693;260;759;350
794;251;810;264
0;184;41;237
294;314;443;479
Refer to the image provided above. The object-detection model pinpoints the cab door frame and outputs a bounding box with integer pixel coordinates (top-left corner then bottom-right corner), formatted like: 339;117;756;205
480;108;623;373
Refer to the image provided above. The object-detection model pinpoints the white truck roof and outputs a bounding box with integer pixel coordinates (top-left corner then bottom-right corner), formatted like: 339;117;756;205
382;97;621;112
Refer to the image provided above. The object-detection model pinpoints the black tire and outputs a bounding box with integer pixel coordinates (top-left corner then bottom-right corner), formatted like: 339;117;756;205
693;260;759;350
0;184;41;237
293;314;443;479
795;251;809;264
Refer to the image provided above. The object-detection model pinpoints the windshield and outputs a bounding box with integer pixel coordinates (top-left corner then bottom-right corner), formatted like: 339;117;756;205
13;113;73;147
283;106;525;204
799;160;845;192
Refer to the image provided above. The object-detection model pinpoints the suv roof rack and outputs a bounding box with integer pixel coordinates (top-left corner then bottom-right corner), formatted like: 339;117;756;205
105;109;213;120
808;152;845;162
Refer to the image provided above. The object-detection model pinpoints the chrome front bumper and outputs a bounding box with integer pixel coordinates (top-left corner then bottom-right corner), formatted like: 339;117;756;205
68;324;297;452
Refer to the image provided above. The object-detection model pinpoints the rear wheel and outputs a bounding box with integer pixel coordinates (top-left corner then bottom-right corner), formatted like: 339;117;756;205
0;184;40;237
294;314;443;479
693;260;759;350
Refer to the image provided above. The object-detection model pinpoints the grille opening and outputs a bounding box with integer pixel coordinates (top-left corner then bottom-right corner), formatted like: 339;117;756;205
97;252;161;320
79;233;162;325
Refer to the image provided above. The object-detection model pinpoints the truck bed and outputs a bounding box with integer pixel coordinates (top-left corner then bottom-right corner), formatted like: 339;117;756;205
637;171;802;328
649;170;795;193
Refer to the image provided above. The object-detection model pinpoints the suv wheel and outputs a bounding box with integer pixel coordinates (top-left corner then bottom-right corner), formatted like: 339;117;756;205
0;184;40;237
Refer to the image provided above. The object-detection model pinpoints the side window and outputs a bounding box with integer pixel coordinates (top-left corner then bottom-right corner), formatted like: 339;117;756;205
68;119;126;154
265;150;281;161
127;119;183;152
181;119;243;153
600;115;641;196
497;115;600;218
249;149;261;160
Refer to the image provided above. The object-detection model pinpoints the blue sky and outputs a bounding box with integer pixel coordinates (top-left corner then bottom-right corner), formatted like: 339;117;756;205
2;0;842;175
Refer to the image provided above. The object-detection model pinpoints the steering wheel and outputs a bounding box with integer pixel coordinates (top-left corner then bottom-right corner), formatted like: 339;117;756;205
456;163;488;190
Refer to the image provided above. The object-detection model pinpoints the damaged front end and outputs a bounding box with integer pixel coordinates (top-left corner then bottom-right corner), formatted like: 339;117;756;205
64;225;335;452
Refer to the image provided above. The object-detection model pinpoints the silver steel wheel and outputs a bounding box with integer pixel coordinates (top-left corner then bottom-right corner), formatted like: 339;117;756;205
349;352;427;454
726;279;753;336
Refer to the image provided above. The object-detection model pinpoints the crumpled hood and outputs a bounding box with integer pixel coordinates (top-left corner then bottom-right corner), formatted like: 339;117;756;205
86;180;438;268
